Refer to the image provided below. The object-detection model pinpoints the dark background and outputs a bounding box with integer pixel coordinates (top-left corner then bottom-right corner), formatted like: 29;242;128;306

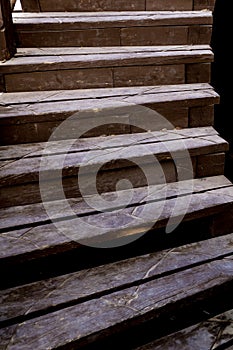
211;0;232;179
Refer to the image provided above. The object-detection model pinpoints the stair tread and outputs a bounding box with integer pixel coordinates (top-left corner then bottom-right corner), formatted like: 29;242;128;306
0;231;233;327
0;45;213;73
13;11;212;27
0;83;219;124
0;174;231;231
1;232;233;349
0;127;228;186
1;175;233;260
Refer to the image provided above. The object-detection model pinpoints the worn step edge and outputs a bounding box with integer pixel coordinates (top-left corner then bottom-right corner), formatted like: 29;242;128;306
0;45;213;74
0;127;228;186
0;83;219;125
0;175;231;231
13;11;213;29
1;177;233;262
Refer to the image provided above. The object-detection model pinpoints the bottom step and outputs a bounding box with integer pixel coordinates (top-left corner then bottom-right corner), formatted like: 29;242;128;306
1;232;233;349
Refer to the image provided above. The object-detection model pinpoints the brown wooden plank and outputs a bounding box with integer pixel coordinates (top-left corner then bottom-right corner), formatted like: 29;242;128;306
189;105;214;127
0;0;16;61
0;256;232;349
194;0;216;11
1;232;233;326
197;152;226;177
186;62;211;83
20;0;40;12
1;183;233;262
136;309;233;349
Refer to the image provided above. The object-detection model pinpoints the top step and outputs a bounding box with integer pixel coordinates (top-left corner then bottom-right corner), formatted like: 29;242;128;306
20;0;216;12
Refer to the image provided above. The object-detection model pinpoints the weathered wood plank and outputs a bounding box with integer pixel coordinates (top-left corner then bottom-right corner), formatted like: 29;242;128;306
1;233;233;326
0;83;219;143
0;83;217;105
0;126;219;160
0;46;213;92
1;183;233;262
0;0;16;61
0;130;227;187
0;175;231;233
0;45;213;73
0;256;232;349
136;309;233;349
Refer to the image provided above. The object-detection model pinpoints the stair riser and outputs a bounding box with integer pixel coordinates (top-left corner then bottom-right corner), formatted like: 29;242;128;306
0;105;215;145
20;0;216;12
16;25;212;48
0;153;225;208
0;63;212;93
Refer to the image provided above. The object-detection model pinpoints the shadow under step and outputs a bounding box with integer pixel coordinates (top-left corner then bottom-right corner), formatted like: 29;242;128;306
0;45;213;92
0;83;220;144
13;11;213;47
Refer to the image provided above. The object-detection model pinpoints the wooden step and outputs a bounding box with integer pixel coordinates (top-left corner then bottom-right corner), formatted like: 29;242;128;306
13;11;213;47
20;0;216;12
0;83;220;144
0;232;233;349
0;45;213;92
136;308;233;349
0;127;228;208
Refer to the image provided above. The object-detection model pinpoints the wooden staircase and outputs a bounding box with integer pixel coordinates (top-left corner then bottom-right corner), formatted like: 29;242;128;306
1;0;233;348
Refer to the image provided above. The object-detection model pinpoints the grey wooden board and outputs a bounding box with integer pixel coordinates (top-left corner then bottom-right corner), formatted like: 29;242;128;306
0;175;231;231
1;182;233;261
0;45;213;74
0;83;218;106
0;256;233;349
0;126;219;160
0;84;219;125
136;309;233;349
0;232;233;326
13;11;212;29
0;128;228;186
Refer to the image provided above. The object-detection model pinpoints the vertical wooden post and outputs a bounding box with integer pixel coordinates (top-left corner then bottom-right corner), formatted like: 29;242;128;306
0;0;16;61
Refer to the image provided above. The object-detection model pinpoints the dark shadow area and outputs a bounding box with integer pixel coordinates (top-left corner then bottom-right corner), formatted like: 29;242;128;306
212;0;233;180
